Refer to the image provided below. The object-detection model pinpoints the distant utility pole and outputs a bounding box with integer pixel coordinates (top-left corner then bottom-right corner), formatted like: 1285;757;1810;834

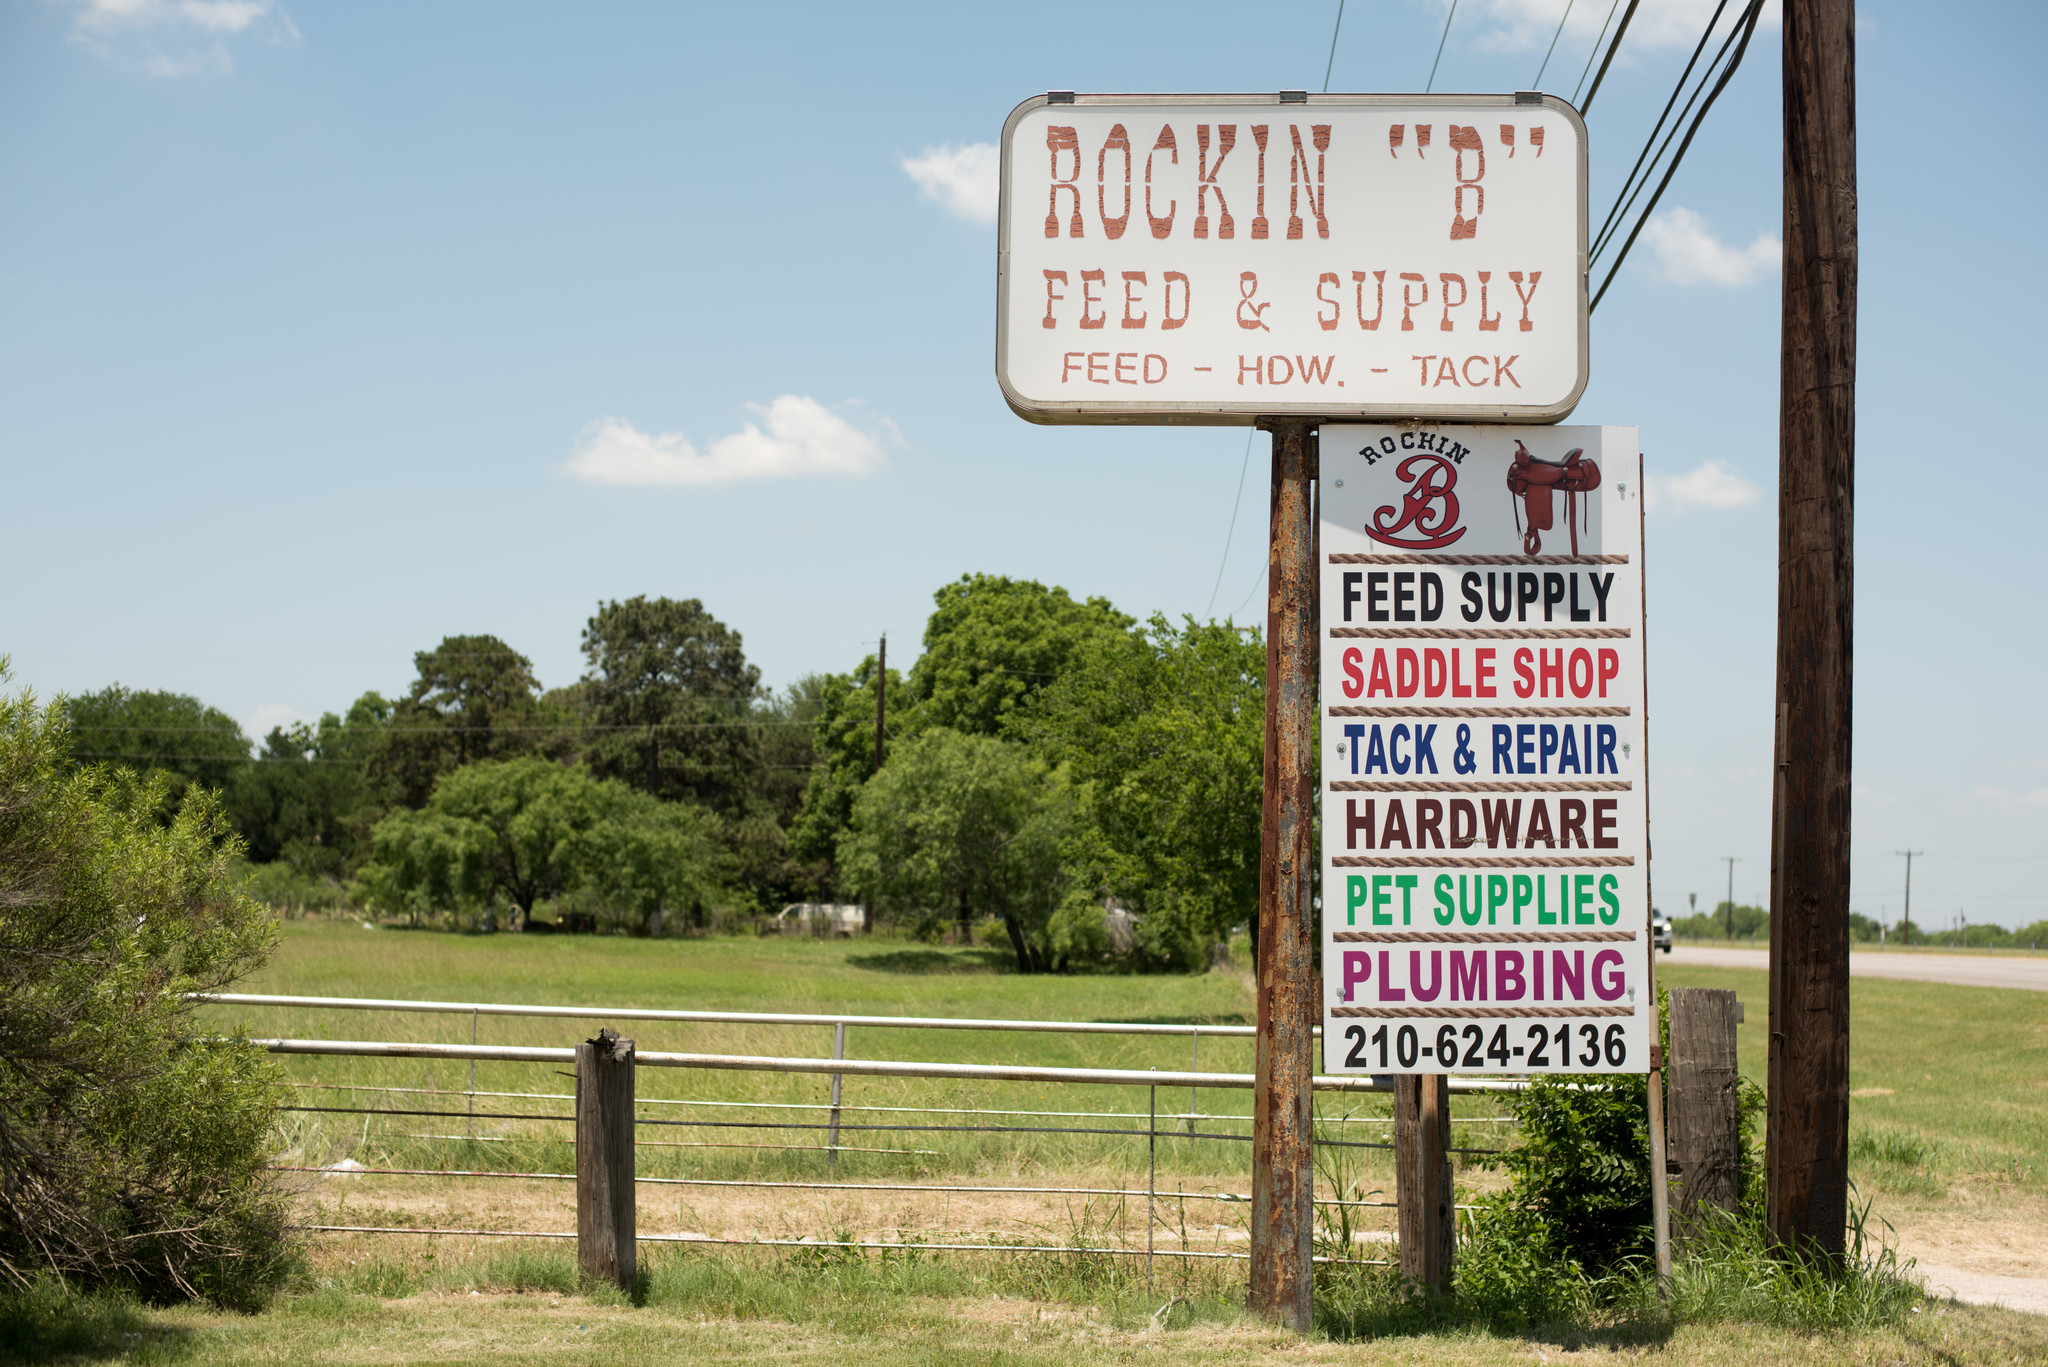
1723;858;1740;940
1895;850;1921;943
862;633;887;936
1767;0;1857;1262
873;633;887;777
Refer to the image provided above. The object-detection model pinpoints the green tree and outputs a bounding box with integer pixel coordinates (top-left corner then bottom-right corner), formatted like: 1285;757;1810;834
787;655;910;899
228;692;391;876
356;757;724;930
371;635;548;809
838;729;1075;971
0;676;289;1308
579;596;762;814
1025;615;1264;968
725;674;830;906
61;686;251;810
909;574;1133;738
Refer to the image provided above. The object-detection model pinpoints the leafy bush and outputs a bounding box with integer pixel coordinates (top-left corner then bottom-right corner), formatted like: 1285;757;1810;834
1480;1073;1656;1272
0;678;292;1310
1452;1200;1589;1328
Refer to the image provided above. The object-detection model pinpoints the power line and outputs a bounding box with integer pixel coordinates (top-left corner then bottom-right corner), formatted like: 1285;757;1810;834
1231;549;1268;623
1425;0;1460;93
1205;429;1258;620
1589;0;1765;312
1532;0;1577;89
1571;0;1624;105
1322;0;1347;93
1591;0;1755;265
1577;0;1639;112
1591;0;1733;260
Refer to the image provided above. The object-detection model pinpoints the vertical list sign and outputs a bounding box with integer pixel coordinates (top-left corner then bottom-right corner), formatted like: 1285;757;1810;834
1318;426;1651;1076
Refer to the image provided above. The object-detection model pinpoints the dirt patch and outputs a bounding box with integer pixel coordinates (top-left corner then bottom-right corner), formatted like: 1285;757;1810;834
293;1166;1343;1252
1880;1187;2048;1281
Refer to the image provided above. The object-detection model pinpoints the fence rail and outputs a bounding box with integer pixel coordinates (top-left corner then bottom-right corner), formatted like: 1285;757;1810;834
201;991;1296;1038
224;993;1532;1284
250;1036;1529;1094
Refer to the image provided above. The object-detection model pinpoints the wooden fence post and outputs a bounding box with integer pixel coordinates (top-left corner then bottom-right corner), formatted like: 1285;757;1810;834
1668;987;1742;1243
1395;1073;1453;1294
576;1028;636;1290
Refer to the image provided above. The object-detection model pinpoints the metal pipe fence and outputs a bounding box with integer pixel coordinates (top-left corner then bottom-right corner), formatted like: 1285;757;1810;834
223;993;1529;1279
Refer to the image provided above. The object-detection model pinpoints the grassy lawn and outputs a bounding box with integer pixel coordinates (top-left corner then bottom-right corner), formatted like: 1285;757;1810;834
17;920;2034;1365
9;1250;2048;1367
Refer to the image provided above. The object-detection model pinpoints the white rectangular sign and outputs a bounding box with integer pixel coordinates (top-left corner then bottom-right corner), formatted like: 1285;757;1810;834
1318;425;1649;1075
997;93;1587;426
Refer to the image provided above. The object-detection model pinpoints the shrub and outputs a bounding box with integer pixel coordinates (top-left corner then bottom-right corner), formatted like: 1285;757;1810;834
0;677;292;1310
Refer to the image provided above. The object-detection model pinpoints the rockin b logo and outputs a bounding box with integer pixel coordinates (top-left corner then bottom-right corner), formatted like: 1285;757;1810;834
1365;453;1467;550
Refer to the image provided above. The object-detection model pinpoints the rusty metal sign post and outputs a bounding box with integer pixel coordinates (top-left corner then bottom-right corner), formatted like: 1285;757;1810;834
995;90;1614;1329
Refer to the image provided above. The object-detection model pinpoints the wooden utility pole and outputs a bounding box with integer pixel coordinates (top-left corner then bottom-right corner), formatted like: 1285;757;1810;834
1724;856;1740;939
1250;419;1317;1330
1766;0;1856;1260
576;1029;636;1290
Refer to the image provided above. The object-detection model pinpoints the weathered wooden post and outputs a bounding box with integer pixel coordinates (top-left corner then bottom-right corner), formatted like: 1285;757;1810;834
1250;418;1318;1332
576;1028;636;1290
1395;1074;1452;1294
1668;987;1743;1241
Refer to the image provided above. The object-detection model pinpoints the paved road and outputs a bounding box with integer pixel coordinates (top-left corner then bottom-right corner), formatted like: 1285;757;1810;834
1666;945;2048;993
1912;1261;2048;1317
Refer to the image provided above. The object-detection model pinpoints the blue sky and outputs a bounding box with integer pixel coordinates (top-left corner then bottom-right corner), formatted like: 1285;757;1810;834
2;0;2042;928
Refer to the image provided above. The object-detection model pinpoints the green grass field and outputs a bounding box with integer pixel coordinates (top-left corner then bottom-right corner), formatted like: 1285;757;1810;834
215;921;2048;1203
14;920;2041;1366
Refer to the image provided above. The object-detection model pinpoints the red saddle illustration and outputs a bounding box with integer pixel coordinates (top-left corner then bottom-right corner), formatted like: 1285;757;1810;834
1507;440;1600;556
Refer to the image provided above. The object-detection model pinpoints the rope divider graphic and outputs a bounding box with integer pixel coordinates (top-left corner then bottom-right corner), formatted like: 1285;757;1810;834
1331;930;1636;944
1328;1005;1638;1019
1327;706;1630;719
1326;554;1630;566
1327;780;1630;792
1328;627;1632;640
1330;855;1636;868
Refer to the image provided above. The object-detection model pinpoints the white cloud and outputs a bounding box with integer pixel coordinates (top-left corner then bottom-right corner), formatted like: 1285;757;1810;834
141;44;231;76
245;703;306;740
1644;459;1762;514
564;396;894;488
72;0;274;33
64;0;297;75
1640;207;1780;287
1450;0;1779;61
1973;785;2048;809
900;142;1000;225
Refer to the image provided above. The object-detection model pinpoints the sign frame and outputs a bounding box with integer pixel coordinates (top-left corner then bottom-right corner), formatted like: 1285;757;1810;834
1313;424;1651;1077
995;91;1591;428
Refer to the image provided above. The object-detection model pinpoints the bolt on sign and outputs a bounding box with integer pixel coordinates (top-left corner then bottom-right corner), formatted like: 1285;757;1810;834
996;93;1587;425
1319;426;1649;1074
